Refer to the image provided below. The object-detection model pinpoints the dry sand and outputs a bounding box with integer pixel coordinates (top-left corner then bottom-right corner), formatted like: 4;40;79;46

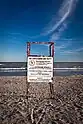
0;75;83;124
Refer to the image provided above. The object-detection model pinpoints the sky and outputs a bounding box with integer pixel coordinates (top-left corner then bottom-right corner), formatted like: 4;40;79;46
0;0;83;62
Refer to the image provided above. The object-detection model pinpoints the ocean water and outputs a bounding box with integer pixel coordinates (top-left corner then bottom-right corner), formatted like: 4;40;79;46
0;62;83;76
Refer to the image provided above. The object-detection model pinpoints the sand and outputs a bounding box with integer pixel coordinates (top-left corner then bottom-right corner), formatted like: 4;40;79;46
0;75;83;124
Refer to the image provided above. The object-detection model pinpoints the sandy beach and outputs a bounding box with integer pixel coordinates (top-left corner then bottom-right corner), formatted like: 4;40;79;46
0;75;83;124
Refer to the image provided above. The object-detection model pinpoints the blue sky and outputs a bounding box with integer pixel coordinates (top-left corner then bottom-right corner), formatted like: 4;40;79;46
0;0;83;62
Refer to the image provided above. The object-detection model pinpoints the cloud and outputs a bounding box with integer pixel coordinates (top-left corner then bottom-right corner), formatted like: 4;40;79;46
19;0;79;40
8;31;42;40
43;0;79;40
60;47;83;55
55;40;71;53
75;47;83;52
50;23;67;41
6;0;79;42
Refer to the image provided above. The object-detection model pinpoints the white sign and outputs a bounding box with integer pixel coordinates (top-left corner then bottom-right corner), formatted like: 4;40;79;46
27;56;53;82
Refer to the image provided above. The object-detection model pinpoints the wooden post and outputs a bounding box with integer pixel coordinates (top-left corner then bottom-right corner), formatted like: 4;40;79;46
26;42;30;115
49;81;54;99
